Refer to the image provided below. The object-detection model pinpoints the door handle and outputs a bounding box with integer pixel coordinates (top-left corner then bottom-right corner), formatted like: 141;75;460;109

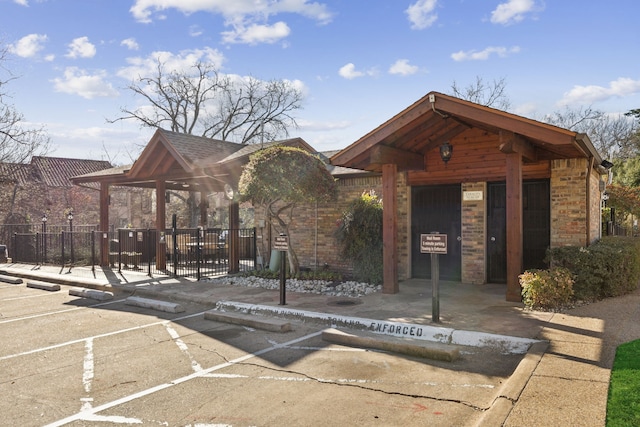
457;236;462;241
490;236;496;242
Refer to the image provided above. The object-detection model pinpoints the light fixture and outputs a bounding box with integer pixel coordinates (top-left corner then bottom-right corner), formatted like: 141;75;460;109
224;183;235;200
440;141;453;164
67;211;74;222
601;159;614;170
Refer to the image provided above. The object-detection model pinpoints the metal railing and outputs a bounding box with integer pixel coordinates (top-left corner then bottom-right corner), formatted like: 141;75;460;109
11;227;257;279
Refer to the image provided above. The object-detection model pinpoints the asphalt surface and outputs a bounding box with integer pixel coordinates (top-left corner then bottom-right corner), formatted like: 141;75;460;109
2;262;640;426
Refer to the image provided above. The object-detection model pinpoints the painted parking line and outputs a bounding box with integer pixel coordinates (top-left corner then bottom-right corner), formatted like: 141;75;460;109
0;298;126;325
0;311;207;361
44;330;324;427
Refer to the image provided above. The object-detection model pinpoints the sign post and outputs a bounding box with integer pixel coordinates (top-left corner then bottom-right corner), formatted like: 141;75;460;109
420;233;448;323
273;234;289;305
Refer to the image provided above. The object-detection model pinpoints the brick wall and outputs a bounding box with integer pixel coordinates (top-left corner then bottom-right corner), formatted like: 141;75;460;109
256;175;384;277
461;182;486;284
550;158;589;247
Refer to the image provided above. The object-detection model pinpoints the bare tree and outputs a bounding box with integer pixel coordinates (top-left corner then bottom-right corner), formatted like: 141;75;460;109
109;58;303;145
110;57;305;226
544;106;639;160
450;76;512;111
0;45;50;165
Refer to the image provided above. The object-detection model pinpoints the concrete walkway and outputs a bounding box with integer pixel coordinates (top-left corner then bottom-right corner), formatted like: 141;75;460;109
2;263;639;426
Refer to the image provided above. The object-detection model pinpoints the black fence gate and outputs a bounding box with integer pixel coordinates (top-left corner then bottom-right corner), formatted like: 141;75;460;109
10;227;257;280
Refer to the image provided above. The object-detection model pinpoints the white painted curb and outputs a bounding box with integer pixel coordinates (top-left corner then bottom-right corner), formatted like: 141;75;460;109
215;300;540;354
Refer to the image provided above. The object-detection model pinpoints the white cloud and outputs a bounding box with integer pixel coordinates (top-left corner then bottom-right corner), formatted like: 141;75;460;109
9;33;48;58
221;21;291;45
189;25;203;37
490;0;537;25
121;38;139;50
389;59;419;76
338;63;378;80
52;67;118;99
65;36;96;59
406;0;438;30
117;47;225;81
130;0;332;45
451;46;520;61
14;0;28;6
558;77;640;106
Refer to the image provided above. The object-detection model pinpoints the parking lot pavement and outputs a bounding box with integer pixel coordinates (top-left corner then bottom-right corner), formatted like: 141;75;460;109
1;281;524;426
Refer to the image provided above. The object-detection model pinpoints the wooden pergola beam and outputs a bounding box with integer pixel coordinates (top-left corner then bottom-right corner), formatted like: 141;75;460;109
371;145;424;171
499;131;537;162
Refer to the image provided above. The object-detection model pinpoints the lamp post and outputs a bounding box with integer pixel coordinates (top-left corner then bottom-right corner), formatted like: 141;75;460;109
41;213;47;263
67;211;74;265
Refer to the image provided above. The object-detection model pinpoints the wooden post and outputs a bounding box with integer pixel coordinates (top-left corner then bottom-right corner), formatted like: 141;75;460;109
199;191;208;228
155;180;166;270
229;201;240;273
99;182;110;266
505;152;523;302
382;164;399;294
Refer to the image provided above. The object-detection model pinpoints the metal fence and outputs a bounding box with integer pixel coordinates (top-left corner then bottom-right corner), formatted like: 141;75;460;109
11;227;257;280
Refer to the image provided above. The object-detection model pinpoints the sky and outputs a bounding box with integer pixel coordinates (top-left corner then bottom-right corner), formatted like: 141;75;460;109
1;0;639;165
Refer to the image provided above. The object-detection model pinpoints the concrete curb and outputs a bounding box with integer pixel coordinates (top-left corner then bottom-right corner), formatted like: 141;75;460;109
215;300;540;354
473;340;549;426
69;287;114;301
0;274;23;284
1;268;110;290
322;327;461;362
125;296;185;313
26;280;61;291
204;310;292;332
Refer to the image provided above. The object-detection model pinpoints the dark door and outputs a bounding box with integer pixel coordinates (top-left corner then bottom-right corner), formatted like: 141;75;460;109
411;185;461;281
487;183;507;283
487;180;550;283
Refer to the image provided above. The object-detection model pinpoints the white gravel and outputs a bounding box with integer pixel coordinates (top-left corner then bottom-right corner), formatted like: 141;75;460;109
205;275;382;298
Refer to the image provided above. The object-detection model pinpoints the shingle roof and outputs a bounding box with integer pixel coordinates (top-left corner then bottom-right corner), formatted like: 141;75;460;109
0;163;38;185
31;156;112;188
158;130;244;168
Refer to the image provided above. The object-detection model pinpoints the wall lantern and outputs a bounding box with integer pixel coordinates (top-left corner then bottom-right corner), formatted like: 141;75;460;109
440;141;453;164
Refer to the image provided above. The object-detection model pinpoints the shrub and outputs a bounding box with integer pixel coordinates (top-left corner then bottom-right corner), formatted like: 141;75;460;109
520;267;574;310
547;237;640;301
334;190;383;285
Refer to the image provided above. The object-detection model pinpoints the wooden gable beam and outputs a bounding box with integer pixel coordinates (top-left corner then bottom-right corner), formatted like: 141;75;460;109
431;93;577;146
499;131;537;162
371;145;424;171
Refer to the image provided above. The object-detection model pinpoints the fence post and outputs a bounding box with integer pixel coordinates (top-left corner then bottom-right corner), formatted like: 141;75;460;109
91;230;96;274
61;231;65;269
147;229;152;277
13;232;17;263
253;227;257;271
196;230;201;281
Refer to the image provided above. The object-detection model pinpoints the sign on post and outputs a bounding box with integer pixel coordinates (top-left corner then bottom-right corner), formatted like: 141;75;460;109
274;235;289;252
274;234;289;305
420;233;447;323
420;233;447;254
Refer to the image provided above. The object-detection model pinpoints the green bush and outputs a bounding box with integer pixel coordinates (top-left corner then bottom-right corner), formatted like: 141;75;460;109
520;267;574;310
334;190;383;284
547;237;640;301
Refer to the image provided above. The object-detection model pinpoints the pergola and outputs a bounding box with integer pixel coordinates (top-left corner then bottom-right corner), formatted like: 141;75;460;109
71;128;314;270
331;91;605;301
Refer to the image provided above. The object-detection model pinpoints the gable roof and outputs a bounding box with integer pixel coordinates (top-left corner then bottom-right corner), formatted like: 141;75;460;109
71;129;335;193
331;91;603;173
